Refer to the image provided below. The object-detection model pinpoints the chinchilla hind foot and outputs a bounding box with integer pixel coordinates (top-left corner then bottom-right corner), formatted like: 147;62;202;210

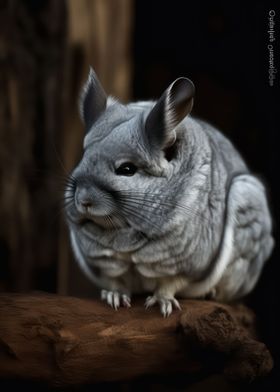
145;294;182;317
101;289;131;310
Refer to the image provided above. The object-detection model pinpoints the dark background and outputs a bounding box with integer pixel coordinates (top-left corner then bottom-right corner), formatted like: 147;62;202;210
0;0;279;389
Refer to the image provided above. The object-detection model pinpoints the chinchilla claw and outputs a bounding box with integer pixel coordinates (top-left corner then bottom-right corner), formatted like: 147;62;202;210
145;294;181;317
101;290;131;310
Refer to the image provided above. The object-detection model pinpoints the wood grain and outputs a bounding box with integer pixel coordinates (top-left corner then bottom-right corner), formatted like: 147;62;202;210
0;294;273;386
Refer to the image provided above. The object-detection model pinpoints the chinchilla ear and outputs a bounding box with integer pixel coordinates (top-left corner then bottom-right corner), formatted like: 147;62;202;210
79;67;107;131
144;77;195;150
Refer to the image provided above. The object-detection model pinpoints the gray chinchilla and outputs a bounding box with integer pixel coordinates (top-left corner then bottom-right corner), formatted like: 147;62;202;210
65;67;274;317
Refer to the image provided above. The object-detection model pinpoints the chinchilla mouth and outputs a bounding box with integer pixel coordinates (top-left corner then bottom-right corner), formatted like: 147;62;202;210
76;212;128;230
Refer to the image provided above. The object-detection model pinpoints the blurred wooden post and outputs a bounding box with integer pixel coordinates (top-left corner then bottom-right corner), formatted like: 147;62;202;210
0;0;67;291
57;0;133;295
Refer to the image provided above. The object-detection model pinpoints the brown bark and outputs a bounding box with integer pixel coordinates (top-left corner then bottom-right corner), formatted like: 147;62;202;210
0;294;273;387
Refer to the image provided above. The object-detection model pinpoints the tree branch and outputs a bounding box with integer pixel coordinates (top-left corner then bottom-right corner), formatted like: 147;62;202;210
0;293;273;387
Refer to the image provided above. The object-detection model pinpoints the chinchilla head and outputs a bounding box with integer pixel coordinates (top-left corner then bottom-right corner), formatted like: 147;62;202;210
65;67;195;236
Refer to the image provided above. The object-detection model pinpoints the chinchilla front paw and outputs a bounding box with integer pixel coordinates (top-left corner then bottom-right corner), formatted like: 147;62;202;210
145;294;181;317
101;289;131;310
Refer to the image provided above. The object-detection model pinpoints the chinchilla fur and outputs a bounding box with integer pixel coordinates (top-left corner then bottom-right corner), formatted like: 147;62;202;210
64;68;274;316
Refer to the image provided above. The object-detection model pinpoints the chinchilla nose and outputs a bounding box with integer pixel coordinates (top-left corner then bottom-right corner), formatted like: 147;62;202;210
75;187;93;209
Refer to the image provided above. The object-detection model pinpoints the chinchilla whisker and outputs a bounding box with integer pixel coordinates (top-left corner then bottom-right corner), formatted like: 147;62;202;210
53;172;77;183
111;211;126;228
121;199;168;217
64;187;75;194
118;194;205;222
108;206;132;229
55;173;74;181
63;191;75;198
49;200;75;227
121;207;162;234
52;196;73;208
119;202;148;222
121;199;190;229
55;199;73;208
120;203;163;233
65;183;75;189
61;200;75;209
65;180;76;189
118;195;177;216
104;215;112;229
125;204;211;238
44;183;75;193
118;193;210;224
27;170;72;180
106;215;118;230
62;197;74;204
109;216;118;230
120;190;199;207
63;194;74;198
59;185;75;194
68;176;77;185
119;191;184;206
61;179;75;187
63;174;77;184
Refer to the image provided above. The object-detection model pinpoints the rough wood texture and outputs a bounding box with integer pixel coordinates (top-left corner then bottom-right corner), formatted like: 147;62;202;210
0;294;273;387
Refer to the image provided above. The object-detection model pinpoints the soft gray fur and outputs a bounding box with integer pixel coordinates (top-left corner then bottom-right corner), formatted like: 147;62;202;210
65;68;274;317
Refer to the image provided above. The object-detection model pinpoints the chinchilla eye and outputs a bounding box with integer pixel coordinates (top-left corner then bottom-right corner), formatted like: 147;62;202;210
115;162;137;176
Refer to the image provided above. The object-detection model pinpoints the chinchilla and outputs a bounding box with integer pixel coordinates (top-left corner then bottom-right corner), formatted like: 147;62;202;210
64;67;274;317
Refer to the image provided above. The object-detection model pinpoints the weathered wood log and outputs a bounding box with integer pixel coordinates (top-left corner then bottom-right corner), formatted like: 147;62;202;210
0;293;273;387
